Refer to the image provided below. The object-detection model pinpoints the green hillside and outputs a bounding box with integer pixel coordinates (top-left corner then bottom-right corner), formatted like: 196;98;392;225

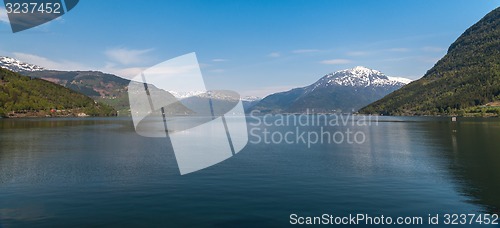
360;7;500;117
0;68;116;118
23;70;131;115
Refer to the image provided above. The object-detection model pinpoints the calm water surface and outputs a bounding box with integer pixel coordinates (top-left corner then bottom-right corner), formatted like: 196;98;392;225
0;116;499;227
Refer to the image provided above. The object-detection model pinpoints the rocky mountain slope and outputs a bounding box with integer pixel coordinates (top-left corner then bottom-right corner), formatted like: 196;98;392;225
251;66;411;113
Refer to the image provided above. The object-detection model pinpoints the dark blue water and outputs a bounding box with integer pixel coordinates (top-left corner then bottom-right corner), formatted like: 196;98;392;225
0;117;499;227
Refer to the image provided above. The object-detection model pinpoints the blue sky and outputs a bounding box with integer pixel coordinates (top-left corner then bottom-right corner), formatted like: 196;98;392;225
0;0;499;97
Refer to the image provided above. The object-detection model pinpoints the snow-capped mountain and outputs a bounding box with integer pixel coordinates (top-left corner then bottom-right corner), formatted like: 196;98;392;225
307;66;410;92
168;90;261;111
241;96;261;102
167;90;205;99
0;56;45;72
251;66;411;113
168;90;260;102
387;76;413;84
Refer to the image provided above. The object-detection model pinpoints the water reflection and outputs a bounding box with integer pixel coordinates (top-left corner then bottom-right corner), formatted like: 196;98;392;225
428;119;500;213
0;116;499;226
372;118;500;214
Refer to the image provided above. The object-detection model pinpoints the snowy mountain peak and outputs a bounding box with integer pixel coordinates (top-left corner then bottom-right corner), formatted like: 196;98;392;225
0;56;45;72
309;66;411;90
241;96;261;102
345;66;383;76
352;66;370;71
168;90;260;102
167;90;205;99
387;76;413;84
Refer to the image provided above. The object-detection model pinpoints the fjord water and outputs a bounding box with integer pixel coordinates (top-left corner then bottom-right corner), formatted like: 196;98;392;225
0;117;499;227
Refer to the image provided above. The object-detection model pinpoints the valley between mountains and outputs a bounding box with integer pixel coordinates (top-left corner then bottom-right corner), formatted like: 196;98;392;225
0;7;498;118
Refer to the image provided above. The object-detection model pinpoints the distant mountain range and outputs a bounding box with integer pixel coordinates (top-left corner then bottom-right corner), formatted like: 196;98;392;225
360;7;500;117
251;66;411;113
0;57;261;114
174;91;260;102
3;8;499;117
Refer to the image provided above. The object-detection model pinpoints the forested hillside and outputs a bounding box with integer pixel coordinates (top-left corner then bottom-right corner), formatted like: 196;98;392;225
0;68;116;117
360;7;500;117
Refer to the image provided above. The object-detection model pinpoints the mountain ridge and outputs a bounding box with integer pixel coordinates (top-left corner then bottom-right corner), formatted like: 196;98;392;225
0;67;116;117
251;66;411;113
0;56;45;72
360;7;500;117
2;57;262;114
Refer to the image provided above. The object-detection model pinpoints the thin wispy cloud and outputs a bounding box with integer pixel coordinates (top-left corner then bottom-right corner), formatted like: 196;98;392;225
387;48;410;52
104;47;153;65
101;62;145;78
12;52;89;71
422;46;445;52
346;51;370;56
292;49;320;54
381;55;442;64
381;56;416;62
212;59;228;62
320;59;352;65
268;52;281;58
10;52;148;78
